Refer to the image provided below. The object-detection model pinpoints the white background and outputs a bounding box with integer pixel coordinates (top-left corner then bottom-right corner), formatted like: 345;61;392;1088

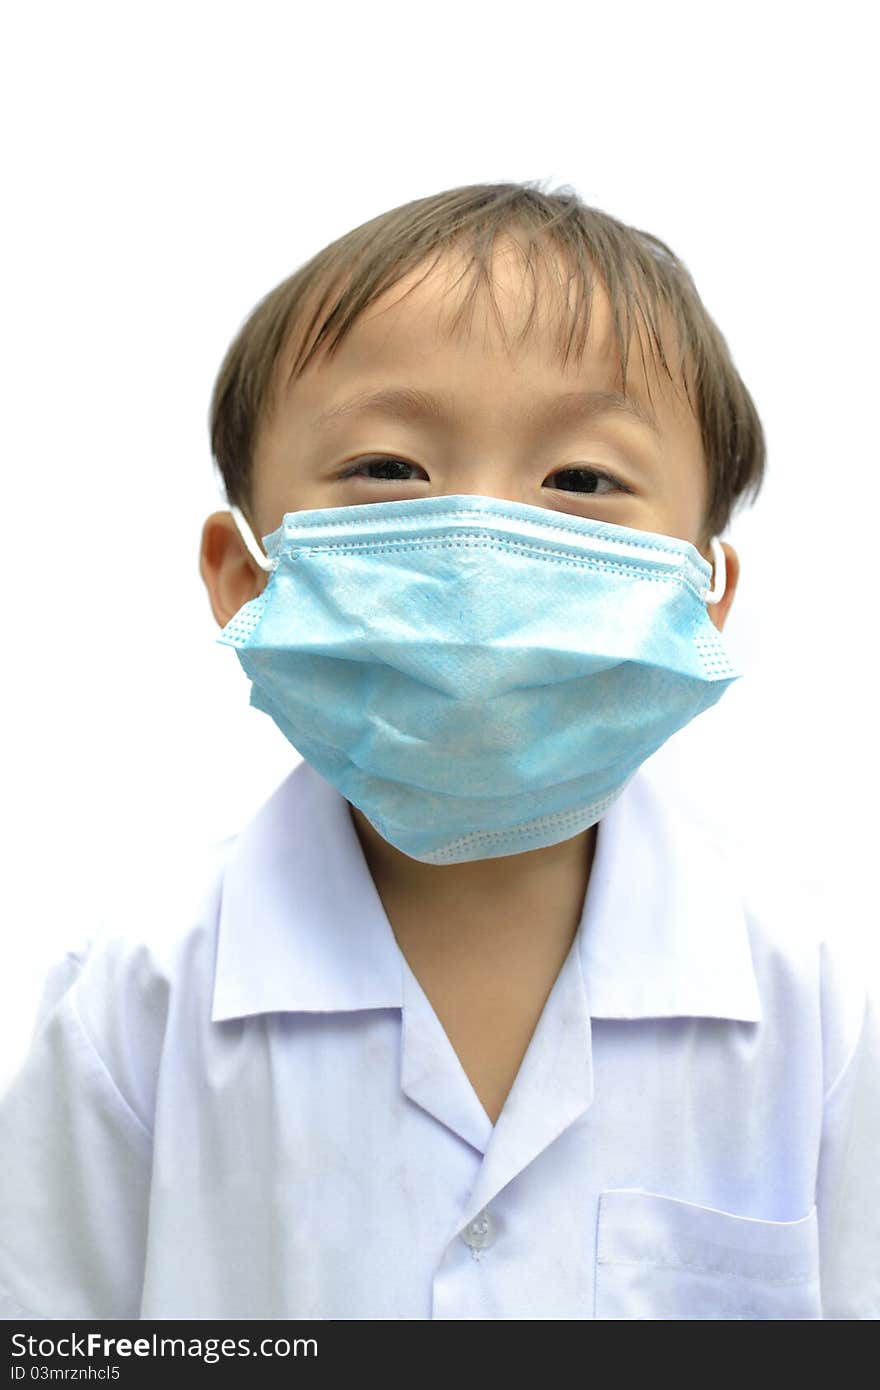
2;1;877;1090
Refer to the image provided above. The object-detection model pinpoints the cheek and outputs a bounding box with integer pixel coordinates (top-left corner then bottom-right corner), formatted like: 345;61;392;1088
663;450;711;544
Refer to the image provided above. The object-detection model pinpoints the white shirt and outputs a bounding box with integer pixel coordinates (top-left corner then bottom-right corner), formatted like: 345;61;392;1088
1;758;878;1320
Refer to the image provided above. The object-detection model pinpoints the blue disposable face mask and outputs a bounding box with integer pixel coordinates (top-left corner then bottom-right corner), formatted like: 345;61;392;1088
218;494;737;864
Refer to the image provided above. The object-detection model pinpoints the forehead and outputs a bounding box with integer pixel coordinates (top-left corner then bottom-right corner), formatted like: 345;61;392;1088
272;234;696;437
376;237;626;369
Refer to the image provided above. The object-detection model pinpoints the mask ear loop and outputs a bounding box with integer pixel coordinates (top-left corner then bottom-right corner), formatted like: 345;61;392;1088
705;537;727;605
229;505;275;573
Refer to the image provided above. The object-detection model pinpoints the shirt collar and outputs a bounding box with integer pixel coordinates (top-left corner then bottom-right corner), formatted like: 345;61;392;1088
211;759;762;1025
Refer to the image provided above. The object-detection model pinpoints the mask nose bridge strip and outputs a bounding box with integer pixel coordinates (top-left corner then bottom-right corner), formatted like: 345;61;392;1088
230;500;727;603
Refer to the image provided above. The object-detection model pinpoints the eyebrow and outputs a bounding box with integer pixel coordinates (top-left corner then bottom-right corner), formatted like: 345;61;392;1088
312;385;661;438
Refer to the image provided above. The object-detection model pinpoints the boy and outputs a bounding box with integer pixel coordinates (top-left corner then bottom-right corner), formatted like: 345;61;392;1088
2;181;878;1320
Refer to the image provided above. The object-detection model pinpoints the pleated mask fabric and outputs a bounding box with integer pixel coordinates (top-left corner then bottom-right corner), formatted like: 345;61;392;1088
218;494;739;864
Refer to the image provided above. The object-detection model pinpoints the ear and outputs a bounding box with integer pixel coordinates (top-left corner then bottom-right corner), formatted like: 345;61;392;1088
199;510;269;628
704;540;739;632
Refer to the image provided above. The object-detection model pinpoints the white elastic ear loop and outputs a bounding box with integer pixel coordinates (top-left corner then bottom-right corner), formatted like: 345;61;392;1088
705;537;727;605
230;505;274;573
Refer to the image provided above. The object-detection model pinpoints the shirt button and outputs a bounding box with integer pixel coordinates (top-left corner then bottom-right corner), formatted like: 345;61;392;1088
461;1209;495;1251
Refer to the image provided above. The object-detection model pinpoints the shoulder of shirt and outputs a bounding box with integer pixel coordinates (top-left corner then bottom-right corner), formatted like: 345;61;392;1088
691;812;873;1099
25;832;238;1129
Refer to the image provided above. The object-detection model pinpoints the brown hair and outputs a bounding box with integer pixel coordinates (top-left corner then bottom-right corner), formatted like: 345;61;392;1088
209;179;765;544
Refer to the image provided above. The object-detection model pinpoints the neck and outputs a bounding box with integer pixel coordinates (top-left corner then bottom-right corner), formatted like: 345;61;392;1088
347;802;597;959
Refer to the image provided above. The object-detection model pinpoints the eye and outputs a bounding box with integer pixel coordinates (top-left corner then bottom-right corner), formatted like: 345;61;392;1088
544;467;631;496
340;456;428;481
338;457;632;495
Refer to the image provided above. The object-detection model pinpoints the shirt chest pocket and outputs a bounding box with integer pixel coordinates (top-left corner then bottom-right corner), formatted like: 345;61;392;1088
595;1189;821;1320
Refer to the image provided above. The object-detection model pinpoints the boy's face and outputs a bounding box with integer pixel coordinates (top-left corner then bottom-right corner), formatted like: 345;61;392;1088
201;238;738;633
